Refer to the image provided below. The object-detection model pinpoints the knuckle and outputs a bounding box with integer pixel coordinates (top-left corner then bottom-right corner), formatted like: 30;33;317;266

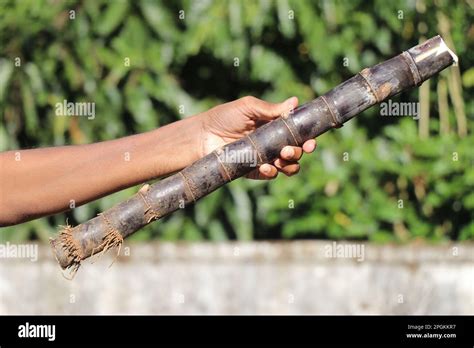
241;95;256;104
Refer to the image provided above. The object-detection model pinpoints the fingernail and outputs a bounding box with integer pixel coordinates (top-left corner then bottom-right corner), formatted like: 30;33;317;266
262;164;270;174
284;147;294;157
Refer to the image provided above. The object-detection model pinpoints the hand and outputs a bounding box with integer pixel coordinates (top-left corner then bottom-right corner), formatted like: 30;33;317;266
198;96;317;179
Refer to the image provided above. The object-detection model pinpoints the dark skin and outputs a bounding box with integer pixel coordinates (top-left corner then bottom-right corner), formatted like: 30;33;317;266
0;96;316;226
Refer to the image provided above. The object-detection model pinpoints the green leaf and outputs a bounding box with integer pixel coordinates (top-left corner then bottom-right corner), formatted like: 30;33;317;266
0;58;14;102
139;0;176;41
95;1;129;36
20;75;38;135
462;68;474;87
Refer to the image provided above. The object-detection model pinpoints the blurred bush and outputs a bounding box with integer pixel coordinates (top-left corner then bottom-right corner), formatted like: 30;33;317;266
0;0;472;242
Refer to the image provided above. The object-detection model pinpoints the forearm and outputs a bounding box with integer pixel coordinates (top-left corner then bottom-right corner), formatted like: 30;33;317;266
0;115;204;226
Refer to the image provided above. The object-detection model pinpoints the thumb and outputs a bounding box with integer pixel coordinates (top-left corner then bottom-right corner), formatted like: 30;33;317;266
249;96;299;121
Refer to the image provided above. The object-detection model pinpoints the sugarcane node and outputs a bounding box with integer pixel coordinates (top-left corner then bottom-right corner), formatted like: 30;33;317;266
90;213;123;265
358;69;381;104
138;185;161;223
400;51;423;86
213;151;233;182
179;171;197;203
246;135;265;164
281;118;303;145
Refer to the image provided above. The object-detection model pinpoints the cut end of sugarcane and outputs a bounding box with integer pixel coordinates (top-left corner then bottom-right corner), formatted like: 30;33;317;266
438;37;458;64
410;35;458;65
406;35;459;83
51;220;125;277
50;224;83;279
50;214;126;278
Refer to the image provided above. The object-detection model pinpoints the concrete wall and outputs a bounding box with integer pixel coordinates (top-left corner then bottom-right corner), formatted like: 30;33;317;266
0;241;472;314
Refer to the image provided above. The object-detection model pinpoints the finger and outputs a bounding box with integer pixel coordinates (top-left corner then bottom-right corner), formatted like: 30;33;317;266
277;163;301;177
245;96;299;121
280;146;303;161
245;164;279;180
302;139;317;153
258;163;278;179
274;158;296;170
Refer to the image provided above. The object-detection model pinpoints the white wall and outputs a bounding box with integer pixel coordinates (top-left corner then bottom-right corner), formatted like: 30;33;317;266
0;241;472;314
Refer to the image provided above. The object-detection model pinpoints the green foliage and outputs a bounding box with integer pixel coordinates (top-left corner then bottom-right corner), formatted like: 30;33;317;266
0;0;473;242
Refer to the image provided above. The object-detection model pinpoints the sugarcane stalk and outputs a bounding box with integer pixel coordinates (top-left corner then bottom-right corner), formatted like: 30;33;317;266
50;35;457;275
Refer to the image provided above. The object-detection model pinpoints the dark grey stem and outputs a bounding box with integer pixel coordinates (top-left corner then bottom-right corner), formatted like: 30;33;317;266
50;35;456;272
